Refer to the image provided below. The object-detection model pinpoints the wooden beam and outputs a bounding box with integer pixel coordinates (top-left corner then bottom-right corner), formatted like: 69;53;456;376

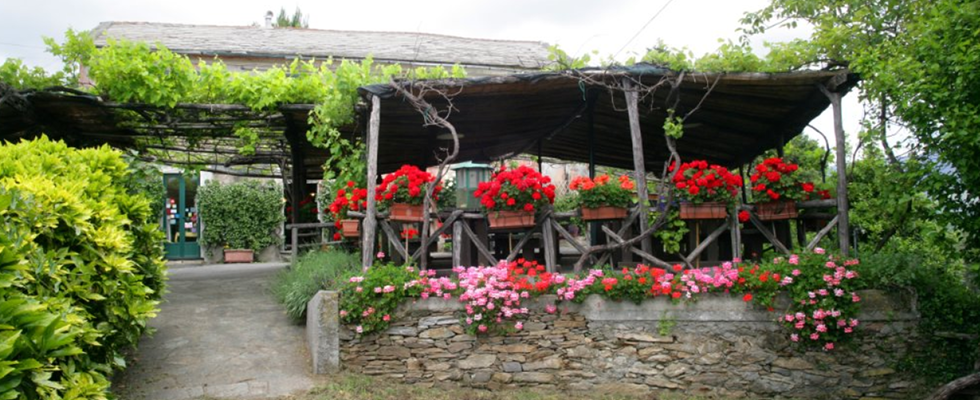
542;215;557;273
748;214;791;255
683;221;730;265
362;95;381;270
806;215;840;251
601;225;673;269
378;219;410;261
551;219;594;263
624;79;652;254
460;221;497;265
818;86;851;256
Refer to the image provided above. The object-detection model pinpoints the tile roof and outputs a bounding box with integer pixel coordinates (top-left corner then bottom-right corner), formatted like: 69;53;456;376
91;22;552;70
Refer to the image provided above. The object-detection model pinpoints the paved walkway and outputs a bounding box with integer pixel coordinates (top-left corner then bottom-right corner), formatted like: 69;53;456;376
113;262;318;399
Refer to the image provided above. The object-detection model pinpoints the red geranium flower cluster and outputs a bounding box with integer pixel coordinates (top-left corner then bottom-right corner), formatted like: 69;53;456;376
671;160;742;204
328;181;368;240
749;157;811;202
505;258;556;294
399;227;419;240
375;165;441;206
474;165;556;212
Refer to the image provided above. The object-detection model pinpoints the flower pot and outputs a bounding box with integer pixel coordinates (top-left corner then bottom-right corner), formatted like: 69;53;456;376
581;206;628;221
223;249;254;263
755;201;798;221
389;203;425;222
340;219;360;238
488;210;535;229
679;202;728;220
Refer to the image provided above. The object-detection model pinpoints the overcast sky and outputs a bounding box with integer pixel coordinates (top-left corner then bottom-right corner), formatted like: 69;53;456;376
0;0;862;146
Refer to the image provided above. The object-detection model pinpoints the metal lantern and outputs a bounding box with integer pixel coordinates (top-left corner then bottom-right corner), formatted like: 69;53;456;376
452;162;493;210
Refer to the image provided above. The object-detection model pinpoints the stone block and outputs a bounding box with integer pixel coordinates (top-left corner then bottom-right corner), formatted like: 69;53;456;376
616;332;675;343
419;327;455;339
513;372;554;383
645;377;680;389
523;357;563;371
306;291;339;374
459;354;496;369
503;362;522;373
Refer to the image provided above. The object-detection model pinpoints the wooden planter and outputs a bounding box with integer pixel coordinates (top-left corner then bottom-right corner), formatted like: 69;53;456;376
488;210;535;229
390;203;425;222
340;219;360;238
581;206;628;221
679;202;728;220
755;201;799;221
223;249;254;263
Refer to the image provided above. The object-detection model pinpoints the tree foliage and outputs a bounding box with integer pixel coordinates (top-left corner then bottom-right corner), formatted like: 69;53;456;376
743;0;980;258
274;7;309;28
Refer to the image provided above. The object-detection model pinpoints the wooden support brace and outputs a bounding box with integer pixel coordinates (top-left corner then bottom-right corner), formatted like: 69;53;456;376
461;220;498;265
601;226;673;269
412;210;463;260
748;214;791;255
542;216;557;273
504;211;551;262
551;220;595;263
806;215;840;251
683;220;730;265
378;220;410;261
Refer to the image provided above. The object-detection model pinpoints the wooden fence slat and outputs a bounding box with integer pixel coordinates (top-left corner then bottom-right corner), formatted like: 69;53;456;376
806;215;840;251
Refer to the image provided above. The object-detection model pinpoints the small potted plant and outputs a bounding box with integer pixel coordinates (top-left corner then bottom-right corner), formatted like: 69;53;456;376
749;157;812;220
375;165;441;222
568;174;634;221
474;165;556;229
328;180;368;239
672;160;742;220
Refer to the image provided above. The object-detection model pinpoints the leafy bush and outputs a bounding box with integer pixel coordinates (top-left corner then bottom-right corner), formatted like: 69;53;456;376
198;180;285;253
0;136;166;398
272;250;361;321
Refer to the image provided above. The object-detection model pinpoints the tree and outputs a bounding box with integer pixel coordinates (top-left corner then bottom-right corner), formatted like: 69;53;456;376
742;0;980;260
275;7;309;28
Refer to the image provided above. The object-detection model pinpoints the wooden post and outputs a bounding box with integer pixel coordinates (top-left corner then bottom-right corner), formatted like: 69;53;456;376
623;79;652;255
362;95;381;270
291;226;299;261
820;87;851;256
285;126;307;227
542;215;557;272
452;220;463;267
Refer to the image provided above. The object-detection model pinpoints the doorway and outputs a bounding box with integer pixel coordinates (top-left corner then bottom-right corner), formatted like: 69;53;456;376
164;173;201;259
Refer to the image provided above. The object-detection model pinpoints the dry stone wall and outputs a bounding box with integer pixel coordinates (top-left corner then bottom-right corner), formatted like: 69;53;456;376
312;290;922;398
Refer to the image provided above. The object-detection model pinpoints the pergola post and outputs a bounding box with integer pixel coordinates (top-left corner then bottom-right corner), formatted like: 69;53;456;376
623;79;653;255
362;95;381;270
818;83;851;256
828;91;850;256
285;125;307;227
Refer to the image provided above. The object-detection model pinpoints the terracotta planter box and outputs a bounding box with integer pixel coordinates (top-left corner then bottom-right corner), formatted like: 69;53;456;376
755;201;799;221
680;202;728;220
488;210;535;229
390;203;425;222
223;249;254;263
581;206;628;221
340;219;360;238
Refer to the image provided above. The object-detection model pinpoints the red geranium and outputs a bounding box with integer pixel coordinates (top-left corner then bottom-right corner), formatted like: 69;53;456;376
375;165;441;206
474;165;556;212
569;174;635;208
671;160;742;204
749;157;811;202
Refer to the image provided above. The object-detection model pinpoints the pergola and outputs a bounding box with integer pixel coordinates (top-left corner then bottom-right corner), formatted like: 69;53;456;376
1;65;857;269
354;66;857;269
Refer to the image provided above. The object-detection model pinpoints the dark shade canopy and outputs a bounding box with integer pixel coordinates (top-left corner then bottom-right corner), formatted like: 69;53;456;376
359;66;857;173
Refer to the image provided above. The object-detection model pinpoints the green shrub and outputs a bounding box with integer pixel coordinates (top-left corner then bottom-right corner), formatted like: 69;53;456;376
856;247;980;383
198;180;285;253
0;136;166;399
272;250;361;320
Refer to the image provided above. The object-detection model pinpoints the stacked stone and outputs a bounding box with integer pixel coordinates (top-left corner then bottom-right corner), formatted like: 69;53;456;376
335;292;922;398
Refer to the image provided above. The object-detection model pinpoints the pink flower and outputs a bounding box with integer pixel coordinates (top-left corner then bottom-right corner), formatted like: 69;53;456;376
339;310;348;317
545;304;557;314
788;255;799;265
465;317;473;325
478;324;488;333
514;321;523;330
816;324;827;333
851;293;861;303
810;333;820;340
791;269;801;276
844;327;853;333
834;288;844;297
790;334;799;342
355;286;363;293
374;287;383;293
383;285;395;293
817;289;828;296
376;251;385;259
382;314;390;321
824;342;834;350
814;247;826;254
784;314;795;322
356;325;363;333
349;276;364;283
443;293;451;300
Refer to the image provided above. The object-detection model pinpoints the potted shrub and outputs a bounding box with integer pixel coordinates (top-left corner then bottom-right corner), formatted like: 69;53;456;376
749;157;816;220
672;160;743;220
375;165;441;222
198;181;285;263
474;165;556;229
328;180;368;239
568;174;634;221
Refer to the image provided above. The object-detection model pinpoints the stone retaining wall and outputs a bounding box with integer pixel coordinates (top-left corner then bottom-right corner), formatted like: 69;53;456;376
309;290;922;398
